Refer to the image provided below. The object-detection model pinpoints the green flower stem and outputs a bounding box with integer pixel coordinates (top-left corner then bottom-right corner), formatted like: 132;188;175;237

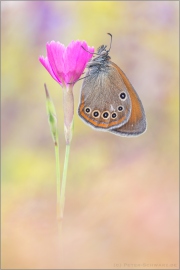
55;141;61;221
60;143;71;222
63;85;74;144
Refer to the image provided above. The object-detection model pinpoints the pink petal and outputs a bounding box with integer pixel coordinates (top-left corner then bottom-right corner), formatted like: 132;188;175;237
64;41;82;73
46;41;66;83
64;41;94;83
74;41;94;80
39;56;62;84
39;40;94;86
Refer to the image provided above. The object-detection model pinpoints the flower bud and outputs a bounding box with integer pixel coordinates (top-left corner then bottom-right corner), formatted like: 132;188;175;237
44;83;58;145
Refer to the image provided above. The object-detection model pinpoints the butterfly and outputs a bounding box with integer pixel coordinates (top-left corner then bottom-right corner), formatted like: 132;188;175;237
78;33;147;137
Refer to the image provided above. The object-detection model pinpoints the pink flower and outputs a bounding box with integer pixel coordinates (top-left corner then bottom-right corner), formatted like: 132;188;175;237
39;40;94;86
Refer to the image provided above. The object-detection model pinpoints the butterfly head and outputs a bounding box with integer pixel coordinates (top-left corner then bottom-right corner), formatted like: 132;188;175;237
94;45;111;61
97;45;107;54
86;33;112;69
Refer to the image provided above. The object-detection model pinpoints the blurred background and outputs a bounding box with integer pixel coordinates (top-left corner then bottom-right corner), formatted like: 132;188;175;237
1;1;179;269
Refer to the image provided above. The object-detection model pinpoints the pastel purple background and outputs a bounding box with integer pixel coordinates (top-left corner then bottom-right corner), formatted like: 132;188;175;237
2;1;179;269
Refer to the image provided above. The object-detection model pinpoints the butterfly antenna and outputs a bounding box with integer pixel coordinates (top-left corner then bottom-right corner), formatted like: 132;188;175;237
107;33;112;52
81;46;99;55
67;74;90;85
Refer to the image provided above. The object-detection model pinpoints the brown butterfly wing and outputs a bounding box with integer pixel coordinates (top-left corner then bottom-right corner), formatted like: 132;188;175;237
110;62;147;136
78;63;132;130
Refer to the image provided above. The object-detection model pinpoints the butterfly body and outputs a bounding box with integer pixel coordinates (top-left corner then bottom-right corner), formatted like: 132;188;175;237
78;39;147;137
